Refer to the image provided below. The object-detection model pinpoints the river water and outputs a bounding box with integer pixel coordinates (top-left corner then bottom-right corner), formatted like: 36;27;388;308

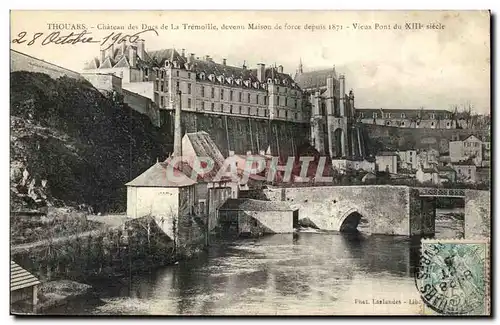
47;208;464;316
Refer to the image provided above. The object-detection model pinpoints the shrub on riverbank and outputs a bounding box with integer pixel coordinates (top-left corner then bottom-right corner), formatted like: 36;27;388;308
11;207;103;245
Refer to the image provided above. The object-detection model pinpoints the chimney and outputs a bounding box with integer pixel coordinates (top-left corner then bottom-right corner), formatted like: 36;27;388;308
222;58;227;66
181;49;186;58
173;90;182;157
242;61;247;70
189;53;195;64
121;41;126;55
278;65;283;73
339;74;346;116
257;63;265;82
100;49;105;64
205;55;210;61
106;44;114;60
326;77;334;115
129;46;137;67
137;39;145;60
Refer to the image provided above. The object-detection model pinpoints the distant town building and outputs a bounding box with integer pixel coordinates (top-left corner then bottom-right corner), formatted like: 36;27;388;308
453;160;477;183
416;165;440;185
437;166;457;183
476;167;491;185
375;152;398;174
449;134;483;167
356;108;456;129
417;148;440;169
397;150;418;171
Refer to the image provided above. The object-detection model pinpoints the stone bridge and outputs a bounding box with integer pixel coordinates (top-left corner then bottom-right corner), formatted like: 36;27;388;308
261;185;490;238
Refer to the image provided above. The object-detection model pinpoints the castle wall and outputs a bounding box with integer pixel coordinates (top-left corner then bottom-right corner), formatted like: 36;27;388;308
122;89;160;127
165;111;310;159
81;73;122;93
10;49;83;80
122;81;155;101
364;124;489;154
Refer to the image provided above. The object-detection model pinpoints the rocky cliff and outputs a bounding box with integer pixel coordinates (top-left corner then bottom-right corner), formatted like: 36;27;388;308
10;71;170;213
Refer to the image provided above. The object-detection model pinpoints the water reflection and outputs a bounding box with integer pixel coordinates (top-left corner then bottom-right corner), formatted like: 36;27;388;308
47;209;463;315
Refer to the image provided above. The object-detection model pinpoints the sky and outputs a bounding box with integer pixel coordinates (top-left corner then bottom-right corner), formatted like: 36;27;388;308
10;10;491;114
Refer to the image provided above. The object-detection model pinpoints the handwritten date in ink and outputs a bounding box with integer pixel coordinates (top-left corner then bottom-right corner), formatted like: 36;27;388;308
11;29;158;50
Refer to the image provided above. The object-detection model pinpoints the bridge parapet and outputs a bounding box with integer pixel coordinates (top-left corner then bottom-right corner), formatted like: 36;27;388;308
416;187;465;198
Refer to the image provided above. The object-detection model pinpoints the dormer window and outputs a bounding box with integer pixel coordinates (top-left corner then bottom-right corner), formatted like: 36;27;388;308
199;72;206;80
283;79;288;85
385;113;391;118
208;74;215;82
360;112;364;118
401;113;406;118
235;78;242;85
217;75;224;83
373;113;377;119
430;113;435;119
267;78;273;84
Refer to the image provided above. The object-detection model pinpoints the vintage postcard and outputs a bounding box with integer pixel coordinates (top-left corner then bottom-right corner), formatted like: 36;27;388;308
9;10;491;316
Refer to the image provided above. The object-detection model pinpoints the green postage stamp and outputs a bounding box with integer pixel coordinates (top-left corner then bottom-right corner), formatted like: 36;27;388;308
415;239;490;315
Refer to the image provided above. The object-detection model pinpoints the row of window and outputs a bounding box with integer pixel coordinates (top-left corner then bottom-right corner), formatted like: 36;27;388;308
155;82;300;108
361;112;450;119
464;142;480;148
382;120;451;127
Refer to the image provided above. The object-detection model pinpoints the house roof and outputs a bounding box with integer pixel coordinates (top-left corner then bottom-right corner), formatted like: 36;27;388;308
438;166;456;172
453;159;477;166
11;261;40;292
125;161;196;187
463;134;482;142
184;131;225;168
376;151;399;157
294;67;338;90
219;198;294;212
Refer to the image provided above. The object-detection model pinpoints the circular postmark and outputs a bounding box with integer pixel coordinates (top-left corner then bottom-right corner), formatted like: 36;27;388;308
414;241;486;315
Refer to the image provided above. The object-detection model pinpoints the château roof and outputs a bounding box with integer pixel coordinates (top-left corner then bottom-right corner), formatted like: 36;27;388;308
294;67;338;90
85;45;299;88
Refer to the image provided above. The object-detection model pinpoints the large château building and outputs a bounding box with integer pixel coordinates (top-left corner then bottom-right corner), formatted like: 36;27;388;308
82;39;373;171
83;40;308;125
356;108;457;129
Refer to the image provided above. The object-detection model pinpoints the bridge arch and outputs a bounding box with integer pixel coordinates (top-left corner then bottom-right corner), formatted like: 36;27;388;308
336;207;369;233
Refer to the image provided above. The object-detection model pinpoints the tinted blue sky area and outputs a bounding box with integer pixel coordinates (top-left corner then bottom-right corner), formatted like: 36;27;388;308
11;11;490;114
